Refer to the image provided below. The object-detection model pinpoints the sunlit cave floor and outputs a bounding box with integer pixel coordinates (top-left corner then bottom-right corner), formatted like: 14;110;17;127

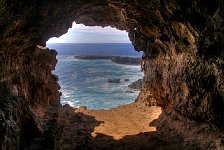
50;100;223;150
57;102;165;149
75;102;162;141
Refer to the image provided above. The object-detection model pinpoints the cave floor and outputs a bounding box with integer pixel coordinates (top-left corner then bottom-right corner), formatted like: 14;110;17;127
55;101;202;150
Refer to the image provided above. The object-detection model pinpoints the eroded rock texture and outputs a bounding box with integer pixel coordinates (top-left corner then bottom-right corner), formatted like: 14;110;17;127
0;0;224;149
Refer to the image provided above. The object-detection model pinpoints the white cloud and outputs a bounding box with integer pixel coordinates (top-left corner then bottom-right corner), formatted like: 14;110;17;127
46;22;130;43
70;24;127;35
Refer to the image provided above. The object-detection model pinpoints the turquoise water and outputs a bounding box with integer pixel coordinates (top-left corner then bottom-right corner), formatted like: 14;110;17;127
47;43;143;110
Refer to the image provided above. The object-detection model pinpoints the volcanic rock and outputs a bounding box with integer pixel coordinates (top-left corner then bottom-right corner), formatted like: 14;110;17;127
128;79;142;90
107;78;121;83
74;55;141;65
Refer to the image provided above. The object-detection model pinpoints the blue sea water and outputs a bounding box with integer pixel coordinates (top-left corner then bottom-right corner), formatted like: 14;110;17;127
47;43;143;110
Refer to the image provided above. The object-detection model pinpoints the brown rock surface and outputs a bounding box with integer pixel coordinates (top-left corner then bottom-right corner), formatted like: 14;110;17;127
54;101;223;149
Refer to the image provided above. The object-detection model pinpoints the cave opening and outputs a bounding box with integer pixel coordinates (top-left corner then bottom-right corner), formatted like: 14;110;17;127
44;22;162;143
46;22;144;110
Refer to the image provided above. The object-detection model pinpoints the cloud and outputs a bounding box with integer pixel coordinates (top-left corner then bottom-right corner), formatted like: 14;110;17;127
70;22;126;34
47;22;130;43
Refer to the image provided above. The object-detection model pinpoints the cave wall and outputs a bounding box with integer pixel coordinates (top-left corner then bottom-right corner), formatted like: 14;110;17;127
0;0;224;148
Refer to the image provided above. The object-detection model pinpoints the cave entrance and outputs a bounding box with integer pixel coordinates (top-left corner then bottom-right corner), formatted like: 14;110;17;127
46;22;143;110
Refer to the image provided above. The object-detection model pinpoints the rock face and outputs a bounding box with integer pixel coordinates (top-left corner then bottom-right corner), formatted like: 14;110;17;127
0;82;39;149
0;0;224;149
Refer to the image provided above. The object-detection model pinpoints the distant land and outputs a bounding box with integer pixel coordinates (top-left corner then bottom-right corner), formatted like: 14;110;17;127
74;55;141;65
47;43;143;57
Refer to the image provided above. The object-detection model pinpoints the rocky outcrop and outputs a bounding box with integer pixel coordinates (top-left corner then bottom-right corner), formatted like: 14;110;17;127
0;45;61;149
74;55;141;65
111;57;140;65
128;79;142;90
0;0;224;149
107;78;121;83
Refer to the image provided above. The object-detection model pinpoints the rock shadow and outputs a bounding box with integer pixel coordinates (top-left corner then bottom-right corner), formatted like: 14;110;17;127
53;105;203;150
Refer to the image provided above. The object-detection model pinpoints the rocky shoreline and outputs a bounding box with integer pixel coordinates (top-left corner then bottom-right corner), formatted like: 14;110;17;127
128;79;142;90
74;55;141;65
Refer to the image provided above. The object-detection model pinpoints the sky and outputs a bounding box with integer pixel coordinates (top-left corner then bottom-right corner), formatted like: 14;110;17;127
46;22;130;43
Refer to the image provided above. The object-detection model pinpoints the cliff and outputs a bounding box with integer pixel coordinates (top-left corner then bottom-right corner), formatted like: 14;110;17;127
0;0;224;149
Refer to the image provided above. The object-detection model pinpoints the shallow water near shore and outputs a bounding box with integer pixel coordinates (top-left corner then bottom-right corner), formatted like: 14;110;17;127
47;43;143;109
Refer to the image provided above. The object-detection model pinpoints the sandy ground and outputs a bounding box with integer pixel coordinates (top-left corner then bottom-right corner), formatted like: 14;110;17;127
56;101;167;149
56;101;221;149
75;102;162;140
28;97;223;149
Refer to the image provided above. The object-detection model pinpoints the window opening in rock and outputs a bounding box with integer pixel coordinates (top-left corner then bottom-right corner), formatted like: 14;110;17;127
46;22;143;110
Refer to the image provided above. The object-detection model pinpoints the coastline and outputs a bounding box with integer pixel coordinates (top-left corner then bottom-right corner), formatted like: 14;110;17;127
74;55;141;65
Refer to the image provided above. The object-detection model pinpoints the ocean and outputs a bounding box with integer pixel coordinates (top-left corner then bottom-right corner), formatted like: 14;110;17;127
47;43;143;110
